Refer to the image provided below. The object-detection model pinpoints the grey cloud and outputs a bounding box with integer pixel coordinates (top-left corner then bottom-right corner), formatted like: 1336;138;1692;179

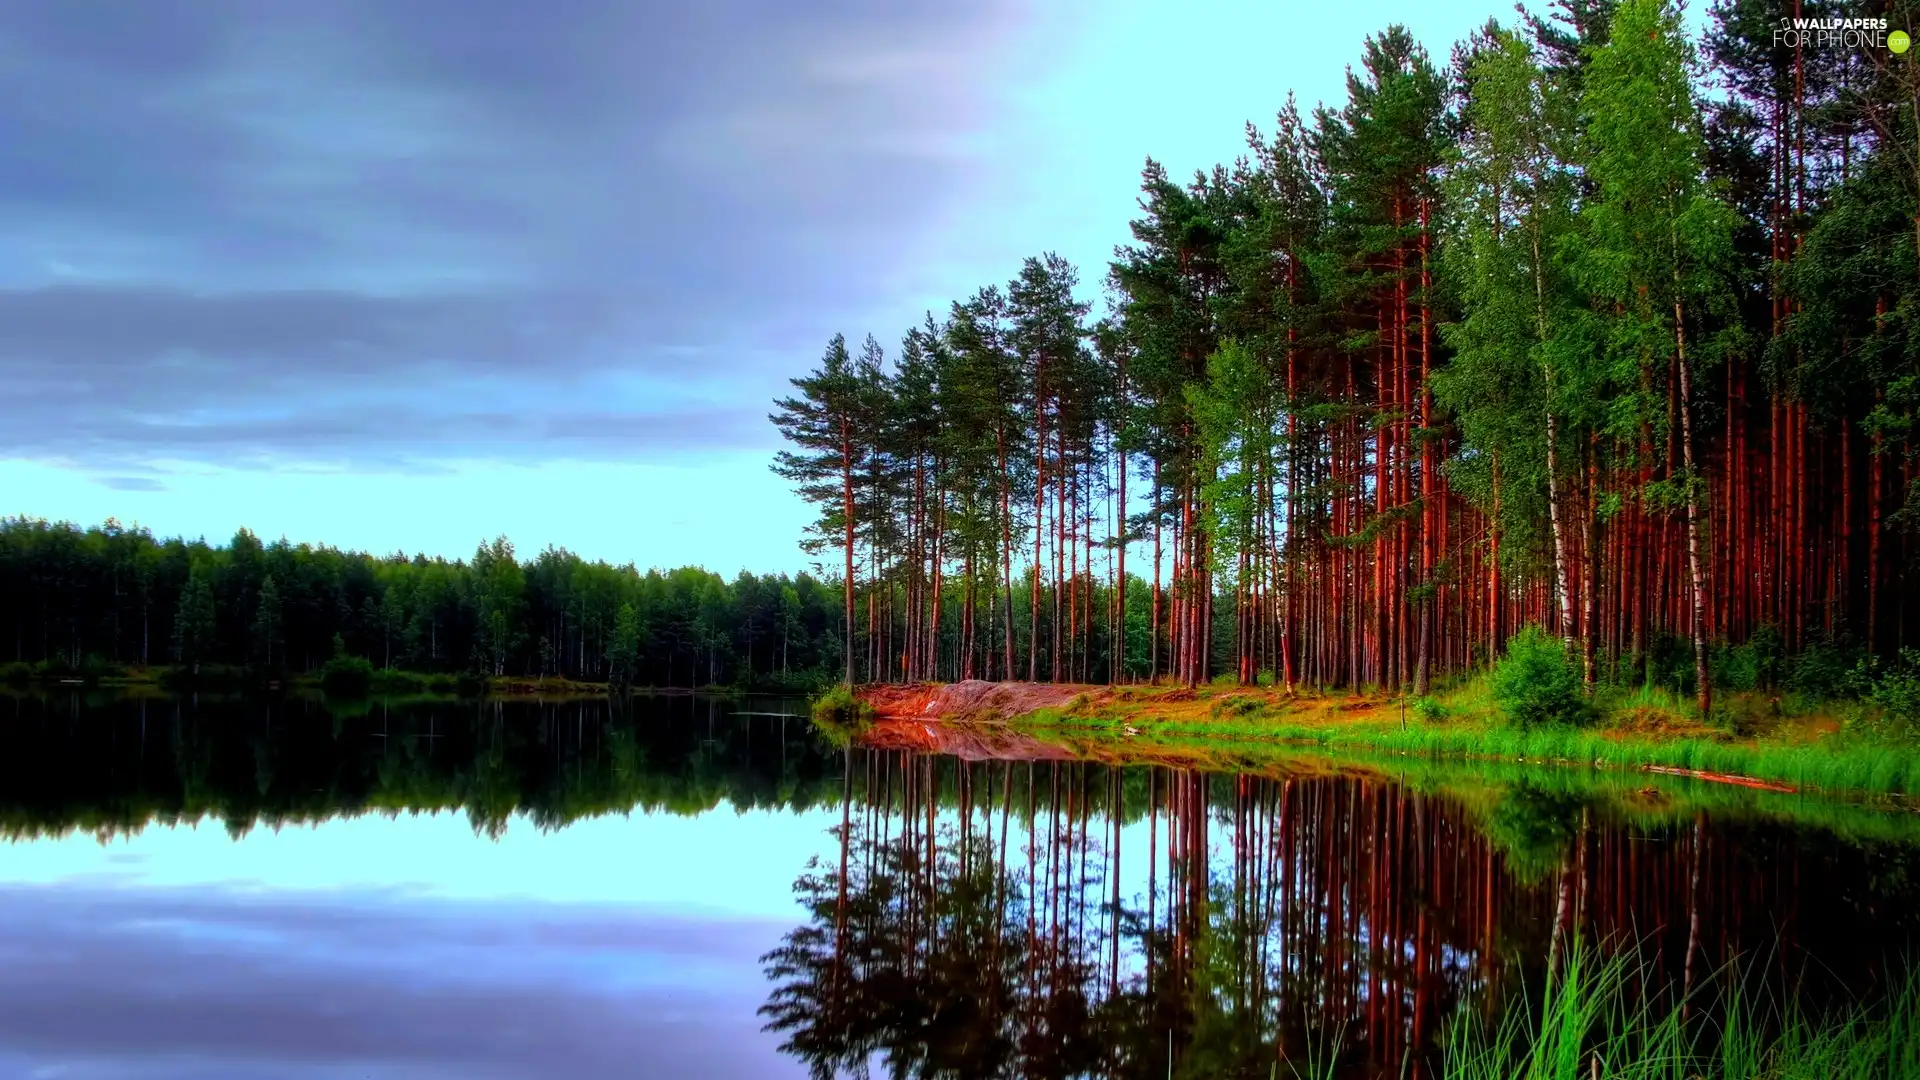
10;403;776;471
0;0;1026;469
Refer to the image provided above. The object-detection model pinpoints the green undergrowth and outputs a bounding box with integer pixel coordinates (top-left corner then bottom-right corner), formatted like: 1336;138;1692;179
810;684;876;745
1042;706;1920;798
1029;725;1920;847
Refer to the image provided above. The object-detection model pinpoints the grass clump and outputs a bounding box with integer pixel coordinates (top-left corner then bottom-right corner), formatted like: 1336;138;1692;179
1446;941;1920;1080
1491;626;1593;730
810;684;876;743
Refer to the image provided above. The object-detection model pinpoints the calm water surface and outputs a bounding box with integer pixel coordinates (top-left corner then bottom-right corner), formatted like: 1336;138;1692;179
2;692;1917;1079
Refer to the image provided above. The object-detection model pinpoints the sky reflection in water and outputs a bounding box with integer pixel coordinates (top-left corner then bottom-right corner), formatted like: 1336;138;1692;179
0;808;842;1080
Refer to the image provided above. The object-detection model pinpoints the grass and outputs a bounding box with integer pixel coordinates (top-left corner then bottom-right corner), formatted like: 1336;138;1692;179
1445;940;1920;1080
810;684;877;745
999;677;1920;799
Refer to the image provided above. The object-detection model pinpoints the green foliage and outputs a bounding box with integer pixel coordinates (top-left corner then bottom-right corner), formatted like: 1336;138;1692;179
1414;695;1450;724
0;517;851;690
1481;782;1587;881
1853;649;1920;743
1491;625;1592;728
1713;623;1783;692
1210;695;1266;720
319;653;374;698
171;566;217;669
250;574;283;666
1446;942;1920;1080
1788;633;1866;700
809;685;875;743
606;601;641;688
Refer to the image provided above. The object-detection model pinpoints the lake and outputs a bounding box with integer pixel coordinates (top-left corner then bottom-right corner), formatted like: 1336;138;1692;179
2;691;1916;1079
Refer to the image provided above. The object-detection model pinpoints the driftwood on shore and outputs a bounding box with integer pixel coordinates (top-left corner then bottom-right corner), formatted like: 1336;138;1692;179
1640;764;1797;794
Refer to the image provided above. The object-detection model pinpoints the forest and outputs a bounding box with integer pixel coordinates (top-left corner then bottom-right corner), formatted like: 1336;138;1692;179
771;0;1920;712
0;516;863;690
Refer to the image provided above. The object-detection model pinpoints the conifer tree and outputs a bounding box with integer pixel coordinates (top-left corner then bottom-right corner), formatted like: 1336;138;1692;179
771;334;868;685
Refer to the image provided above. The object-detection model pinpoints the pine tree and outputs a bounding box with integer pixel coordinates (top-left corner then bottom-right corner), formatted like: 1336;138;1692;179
171;566;216;675
251;573;282;667
771;334;868;685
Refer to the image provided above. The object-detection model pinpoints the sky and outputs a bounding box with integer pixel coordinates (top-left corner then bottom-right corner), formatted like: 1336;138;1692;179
3;0;1581;575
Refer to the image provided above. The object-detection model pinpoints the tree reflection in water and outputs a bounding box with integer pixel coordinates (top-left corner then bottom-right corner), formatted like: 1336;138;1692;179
761;751;1920;1080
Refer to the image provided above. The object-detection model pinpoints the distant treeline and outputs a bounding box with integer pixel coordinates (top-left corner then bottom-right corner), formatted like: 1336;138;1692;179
0;517;869;689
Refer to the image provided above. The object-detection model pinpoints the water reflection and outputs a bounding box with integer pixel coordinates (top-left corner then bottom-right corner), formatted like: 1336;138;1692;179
762;752;1920;1079
2;692;1917;1079
0;691;838;1080
0;691;839;839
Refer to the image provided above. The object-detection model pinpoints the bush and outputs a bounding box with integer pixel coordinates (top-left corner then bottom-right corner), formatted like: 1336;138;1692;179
1490;625;1591;729
1715;623;1784;692
0;661;32;686
1211;695;1265;719
1414;695;1450;724
1854;649;1920;743
1255;669;1277;688
1645;631;1697;694
810;684;875;744
1787;632;1865;699
319;653;374;697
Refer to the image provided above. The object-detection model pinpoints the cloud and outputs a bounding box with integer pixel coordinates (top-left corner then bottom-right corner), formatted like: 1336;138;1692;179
0;0;1029;471
95;477;168;492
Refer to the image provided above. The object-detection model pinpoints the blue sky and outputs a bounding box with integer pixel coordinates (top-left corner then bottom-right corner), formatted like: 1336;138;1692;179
4;0;1597;575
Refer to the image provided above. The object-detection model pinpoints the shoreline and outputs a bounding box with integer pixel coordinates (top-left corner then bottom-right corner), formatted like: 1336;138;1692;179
852;678;1920;800
2;663;815;701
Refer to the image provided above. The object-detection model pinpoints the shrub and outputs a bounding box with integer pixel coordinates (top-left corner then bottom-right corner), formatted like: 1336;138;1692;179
1787;632;1865;699
1255;669;1277;688
1854;649;1920;743
319;653;374;697
810;684;875;743
1645;631;1697;694
1414;695;1449;724
1715;623;1784;692
1490;625;1591;729
1211;695;1265;719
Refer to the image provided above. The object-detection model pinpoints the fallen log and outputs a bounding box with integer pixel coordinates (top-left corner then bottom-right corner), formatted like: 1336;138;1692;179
1640;764;1797;794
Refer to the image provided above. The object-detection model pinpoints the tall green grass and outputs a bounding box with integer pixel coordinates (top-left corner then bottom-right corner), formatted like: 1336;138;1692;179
1042;708;1920;797
809;684;875;745
1446;943;1920;1080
